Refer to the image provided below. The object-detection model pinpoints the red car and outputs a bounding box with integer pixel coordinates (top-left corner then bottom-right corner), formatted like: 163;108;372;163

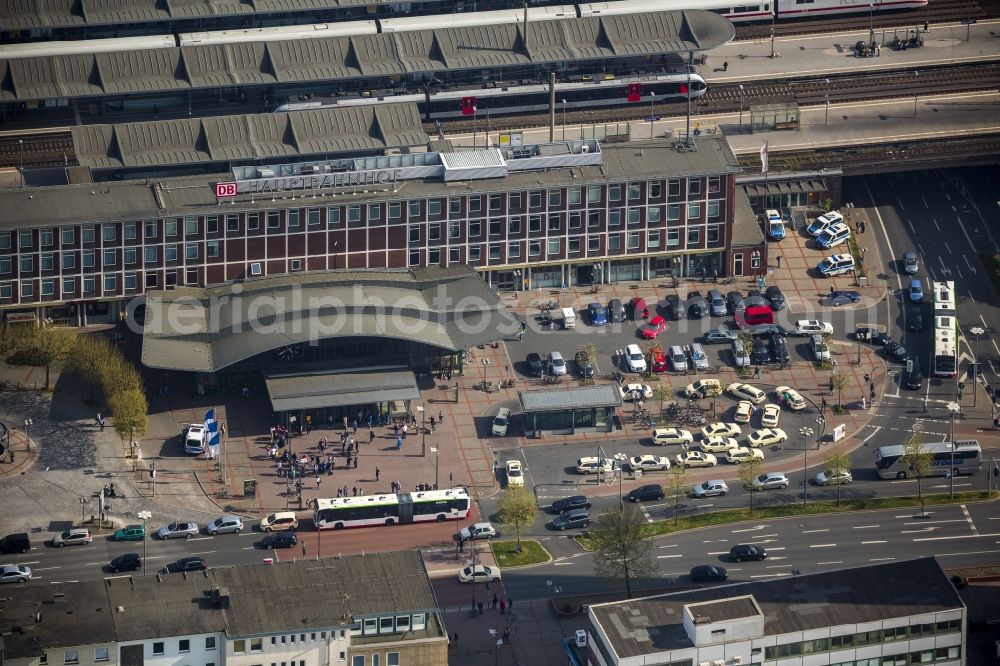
651;352;668;373
639;315;667;339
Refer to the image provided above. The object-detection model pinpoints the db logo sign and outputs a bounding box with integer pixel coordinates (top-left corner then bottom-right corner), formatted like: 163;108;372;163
215;182;238;198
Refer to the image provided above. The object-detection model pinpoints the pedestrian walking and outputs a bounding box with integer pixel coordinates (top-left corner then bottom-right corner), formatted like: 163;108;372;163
316;475;321;488
869;381;875;394
402;423;408;439
753;366;761;379
343;416;348;430
375;467;380;481
830;285;834;294
499;598;506;615
508;597;513;611
430;415;436;429
396;436;402;450
353;456;359;469
870;388;876;402
821;397;827;412
439;410;444;424
453;633;459;648
477;602;484;616
503;627;511;644
775;255;781;268
492;593;499;610
369;430;375;444
367;415;373;429
863;373;870;384
861;396;867;410
723;60;729;71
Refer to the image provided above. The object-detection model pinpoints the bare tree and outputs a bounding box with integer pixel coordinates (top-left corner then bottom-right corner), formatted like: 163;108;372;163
591;504;657;598
822;451;852;506
830;372;850;409
900;433;934;516
663;464;690;525
738;455;764;515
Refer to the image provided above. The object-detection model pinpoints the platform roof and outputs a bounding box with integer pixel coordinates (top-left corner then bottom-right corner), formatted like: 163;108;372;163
265;368;420;412
0;11;735;103
141;266;519;373
72;104;427;169
519;384;622;412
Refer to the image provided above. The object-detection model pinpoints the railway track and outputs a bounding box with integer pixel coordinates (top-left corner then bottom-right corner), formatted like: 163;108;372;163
0;131;75;169
429;61;1000;135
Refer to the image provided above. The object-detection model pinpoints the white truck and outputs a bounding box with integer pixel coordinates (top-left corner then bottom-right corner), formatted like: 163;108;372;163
560;307;576;329
182;423;208;455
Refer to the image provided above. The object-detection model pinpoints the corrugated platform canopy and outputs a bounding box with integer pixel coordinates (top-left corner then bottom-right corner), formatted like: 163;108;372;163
266;369;420;412
519;385;622;412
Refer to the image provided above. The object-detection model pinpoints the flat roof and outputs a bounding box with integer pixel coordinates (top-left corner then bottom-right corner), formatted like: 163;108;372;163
686;595;761;622
589;558;964;659
266;368;420;412
141;266;518;373
0;136;741;229
519;384;622;411
730;187;765;248
0;11;734;103
0;581;117;658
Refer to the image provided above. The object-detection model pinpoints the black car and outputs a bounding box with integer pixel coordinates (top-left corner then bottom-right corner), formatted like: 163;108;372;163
548;509;592;530
856;328;890;345
686;291;708;319
908;306;924;332
550;495;593;514
109;553;142;573
903;357;923;390
608;298;626;323
726;291;746;315
526;353;545;377
166;556;207;574
664;295;685;320
745;290;768;308
267;532;298;549
883;341;910;362
749;323;788;337
626;484;665;503
0;533;30;554
690;565;728;582
575;351;595;379
751;337;770;365
768;334;789;363
765;286;786;311
729;544;768;562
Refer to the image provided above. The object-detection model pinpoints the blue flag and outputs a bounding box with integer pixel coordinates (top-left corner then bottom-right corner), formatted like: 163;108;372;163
204;408;220;446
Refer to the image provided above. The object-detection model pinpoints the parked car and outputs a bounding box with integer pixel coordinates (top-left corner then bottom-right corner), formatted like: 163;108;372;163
686;291;708;319
651;351;668;373
815;222;851;249
623;344;647;373
902;251;919;274
676;451;718;468
458;523;497;540
114;524;146;541
207;515;243;535
109;553;142;573
576;457;615;475
685;378;723;399
707;289;727;317
698;436;739;454
854;327;890;345
828;290;861;306
639;315;668;339
909;279;924;303
775;386;807;410
727;383;767;404
165;557;207;574
526;353;545;377
668;345;688;372
794;319;834;336
731;340;750;368
587;302;608;326
744;290;768;308
608;298;626;323
505;460;524;487
0;564;32;583
816;253;855;277
53;528;92;547
260;512;298;532
548;351;567;375
764;286;786;311
811;335;831;362
768;334;790;364
765;209;784;240
691;479;729;497
730;544;768;562
733;400;753;424
909;306;924;332
0;533;30;554
651;428;694;446
726;447;765;464
726;291;746;315
703;325;738;344
550;495;592;513
751;337;770;365
574;351;595;379
701;422;742;439
459;564;501;583
265;532;298;549
750;472;789;490
690;565;728;582
747;428;787;447
157;522;200;540
807;210;844;236
815;469;853;486
620;383;653;401
491;408;511;436
748;323;788;337
626;484;665;502
688;343;710;371
761;404;781;427
664;295;686;320
547;509;591;531
628;456;671;472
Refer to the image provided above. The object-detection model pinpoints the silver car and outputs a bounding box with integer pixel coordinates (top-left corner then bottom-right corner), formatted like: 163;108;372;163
156;522;200;540
692;480;729;498
206;515;243;535
706;290;727;317
751;472;789;490
548;351;567;376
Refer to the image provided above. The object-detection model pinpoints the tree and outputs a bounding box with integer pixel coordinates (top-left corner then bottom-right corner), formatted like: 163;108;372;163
900;433;934;516
643;343;664;378
663;463;690;525
822;451;852;506
0;323;76;390
738;455;764;515
495;485;538;552
107;388;149;447
830;371;850;409
654;384;673;421
577;343;598;383
591;504;657;598
737;332;754;373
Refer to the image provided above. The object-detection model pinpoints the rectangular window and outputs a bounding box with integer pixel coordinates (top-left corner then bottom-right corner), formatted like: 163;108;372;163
548;214;560;232
408;250;420;266
0;232;10;249
363;618;378;635
207;240;220;258
688;203;701;220
687;228;700;245
668;179;681;197
368;204;381;221
529;215;541;233
62;278;74;294
409;225;420;243
227;215;240;232
428;224;440;241
206;216;218;234
40;228;54;246
627;232;640;249
379;617;394;633
328;208;341;226
609;185;621;202
569;212;582;230
386;653;399;666
508;217;520;234
0;257;9;274
64;651;79;665
124;222;138;240
568;237;580;253
708;176;721;193
20;229;33;248
165;245;178;262
648;229;660;248
184;217;197;236
529;241;541;257
568;187;582;205
428;199;442;217
469;246;481;262
609;210;621;227
708;225;721;244
290;259;302;271
509;192;522;210
408;201;421;218
352;658;364;666
104;275;117;293
449;197;461;215
648;207;661;224
21;282;33;298
101;224;117;242
450;221;461;240
688;178;701;195
609;235;621;251
529;191;541;209
588;236;600;253
489;245;501;261
428;248;440;265
588;211;600;228
508;242;520;259
81;225;95;243
153;642;165;656
547;238;560;255
268;211;281;229
94;648;109;662
83;275;95;293
250;639;263;653
179;640;190;653
411;614;426;631
627;208;641;225
164;219;177;237
145;247;157;264
395;616;410;631
124;248;137;265
40;253;54;271
20;255;33;273
649;181;662;198
248;213;259;231
588;185;601;203
41;279;54;296
489;194;501;211
103;250;116;267
288;209;300;228
308;208;322;226
372;656;380;666
667;204;680;221
62;227;75;245
81;251;94;268
449;247;460;264
627;183;641;201
707;200;720;218
389;202;401;219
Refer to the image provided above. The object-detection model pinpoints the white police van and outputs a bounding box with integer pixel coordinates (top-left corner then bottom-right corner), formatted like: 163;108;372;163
816;253;855;277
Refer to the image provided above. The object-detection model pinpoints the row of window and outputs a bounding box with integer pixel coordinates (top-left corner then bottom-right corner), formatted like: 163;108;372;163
59;647;109;664
763;620;962;660
829;646;961;666
234;631;342;654
0;179;726;251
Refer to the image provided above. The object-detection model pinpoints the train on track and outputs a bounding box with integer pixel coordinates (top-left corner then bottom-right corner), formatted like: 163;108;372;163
0;0;929;61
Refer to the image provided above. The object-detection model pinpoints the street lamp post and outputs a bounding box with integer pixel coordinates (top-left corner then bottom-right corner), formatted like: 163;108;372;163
970;326;984;408
738;84;744;129
561;99;567;141
649;92;656;139
868;3;875;45
769;12;777;58
431;446;440;489
137;510;151;575
913;71;919;117
417;405;426;457
947;401;960;498
824;78;830;125
799;426;814;505
23;419;32;452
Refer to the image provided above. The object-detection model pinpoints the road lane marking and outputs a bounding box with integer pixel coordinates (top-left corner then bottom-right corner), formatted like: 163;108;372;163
657;544;678;549
861;540;888;544
913;533;1000;542
750;573;791;578
961;505;978;534
801;529;829;534
896;513;934;518
810;544;837;548
553;562;577;566
766;564;793;568
656;554;683;559
190;550;216;555
767;556;787;560
852;525;880;529
902;519;965;525
707;551;729;556
869;557;896;562
32;566;61;571
731;525;770;533
85;562;107;566
901;527;938;534
817;561;843;565
936;548;1000;558
763;547;785;551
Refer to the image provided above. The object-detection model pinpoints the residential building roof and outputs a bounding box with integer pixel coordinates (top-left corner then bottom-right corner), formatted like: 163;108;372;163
0;581;117;659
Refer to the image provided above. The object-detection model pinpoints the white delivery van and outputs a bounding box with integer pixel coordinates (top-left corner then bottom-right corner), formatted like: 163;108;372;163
561;307;576;329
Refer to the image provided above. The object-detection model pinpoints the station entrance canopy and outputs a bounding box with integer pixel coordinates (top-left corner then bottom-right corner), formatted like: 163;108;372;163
140;266;518;373
265;368;420;413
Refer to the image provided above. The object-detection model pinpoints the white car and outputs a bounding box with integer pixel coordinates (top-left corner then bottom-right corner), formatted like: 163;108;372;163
733;400;753;424
685;378;723;399
775;386;807;411
676;451;718;468
624;344;647;373
761;404;781;427
491;408;511;436
731;340;751;368
700;422;742;439
652;428;694;446
53;528;93;547
459;564;502;583
811;335;831;362
815;469;853;486
751;472;790;490
726;447;765;464
0;565;32;584
458;523;497;540
576;456;615;475
505;460;524;487
698;436;738;454
691;480;729;497
794;319;834;336
620;383;653;401
727;382;767;404
629;455;671;472
548;351;567;376
747;428;787;447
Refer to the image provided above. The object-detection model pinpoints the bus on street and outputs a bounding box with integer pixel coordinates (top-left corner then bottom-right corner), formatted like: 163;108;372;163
313;487;470;530
875;440;982;480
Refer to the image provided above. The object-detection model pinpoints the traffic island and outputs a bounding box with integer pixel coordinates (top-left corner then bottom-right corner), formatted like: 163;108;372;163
491;539;550;568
